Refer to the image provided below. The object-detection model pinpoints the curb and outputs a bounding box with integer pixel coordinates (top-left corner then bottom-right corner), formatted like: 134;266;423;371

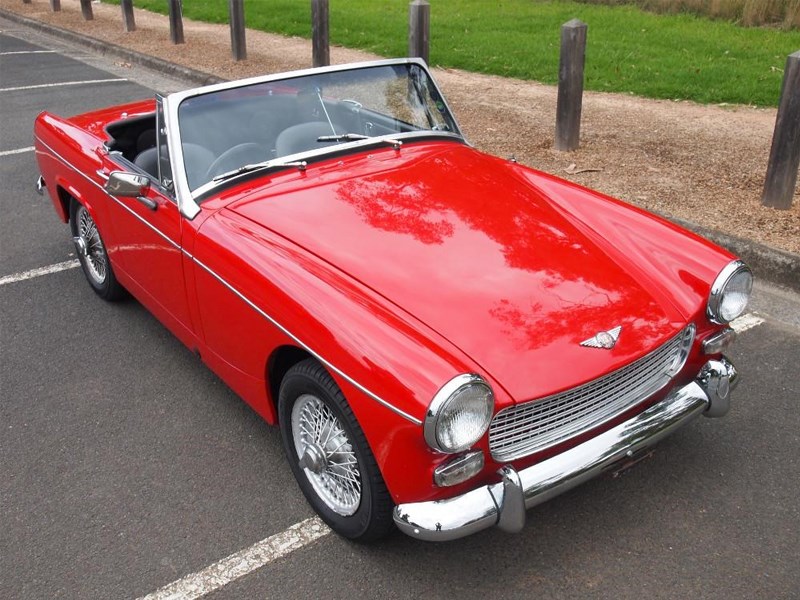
0;9;225;87
3;8;798;293
665;215;799;294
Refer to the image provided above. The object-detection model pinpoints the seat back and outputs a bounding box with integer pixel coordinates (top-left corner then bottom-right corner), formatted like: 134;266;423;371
275;121;341;158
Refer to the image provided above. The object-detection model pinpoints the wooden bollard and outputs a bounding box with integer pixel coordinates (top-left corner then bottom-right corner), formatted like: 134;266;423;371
121;0;136;32
762;50;800;210
168;0;185;45
311;0;330;68
408;0;430;64
229;0;247;61
554;19;588;152
79;0;93;20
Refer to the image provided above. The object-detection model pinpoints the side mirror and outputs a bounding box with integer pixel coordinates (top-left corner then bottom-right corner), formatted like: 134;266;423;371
105;171;156;209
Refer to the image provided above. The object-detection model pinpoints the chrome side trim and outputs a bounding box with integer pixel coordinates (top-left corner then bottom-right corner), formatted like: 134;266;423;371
192;256;423;425
394;358;738;541
35;136;418;425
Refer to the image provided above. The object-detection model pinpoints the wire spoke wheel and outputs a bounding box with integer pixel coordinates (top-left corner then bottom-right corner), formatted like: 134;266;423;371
68;198;124;301
76;205;107;285
279;359;394;540
291;393;362;516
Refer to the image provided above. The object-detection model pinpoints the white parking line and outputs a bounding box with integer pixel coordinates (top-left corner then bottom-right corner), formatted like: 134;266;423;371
731;313;765;333
136;517;331;600
0;146;34;157
0;260;80;287
0;78;127;93
0;50;56;55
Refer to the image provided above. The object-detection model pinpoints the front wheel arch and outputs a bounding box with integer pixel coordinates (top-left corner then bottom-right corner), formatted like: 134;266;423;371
267;345;312;420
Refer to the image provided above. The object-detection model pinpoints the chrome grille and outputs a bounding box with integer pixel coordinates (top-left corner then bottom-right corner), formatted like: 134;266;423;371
489;326;694;462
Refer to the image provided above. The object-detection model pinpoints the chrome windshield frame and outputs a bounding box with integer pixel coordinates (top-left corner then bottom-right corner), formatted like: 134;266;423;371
161;58;465;220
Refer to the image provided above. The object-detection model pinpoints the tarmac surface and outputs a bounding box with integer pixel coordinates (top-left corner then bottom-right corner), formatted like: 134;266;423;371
1;18;799;600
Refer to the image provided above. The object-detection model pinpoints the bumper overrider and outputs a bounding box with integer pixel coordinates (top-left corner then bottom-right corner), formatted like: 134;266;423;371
394;357;738;541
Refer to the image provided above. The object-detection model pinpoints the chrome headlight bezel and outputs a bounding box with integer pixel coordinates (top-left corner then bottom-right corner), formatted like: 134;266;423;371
424;374;494;454
707;260;753;325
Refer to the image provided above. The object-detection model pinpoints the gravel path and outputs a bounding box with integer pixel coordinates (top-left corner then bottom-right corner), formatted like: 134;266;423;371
3;0;798;254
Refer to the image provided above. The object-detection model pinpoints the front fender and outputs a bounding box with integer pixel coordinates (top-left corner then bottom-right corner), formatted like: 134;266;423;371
192;209;498;503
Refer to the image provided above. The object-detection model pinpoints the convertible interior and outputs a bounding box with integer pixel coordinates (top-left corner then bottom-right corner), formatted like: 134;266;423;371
104;76;446;193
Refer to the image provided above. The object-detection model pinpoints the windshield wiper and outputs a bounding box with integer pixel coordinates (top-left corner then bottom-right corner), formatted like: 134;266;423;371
212;159;307;183
212;134;406;185
317;133;403;150
316;133;370;142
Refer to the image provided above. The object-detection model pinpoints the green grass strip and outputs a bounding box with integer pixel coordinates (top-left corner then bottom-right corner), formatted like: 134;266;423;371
109;0;800;106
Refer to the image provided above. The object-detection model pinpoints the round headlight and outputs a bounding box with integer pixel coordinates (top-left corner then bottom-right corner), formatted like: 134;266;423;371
424;374;494;454
707;260;753;324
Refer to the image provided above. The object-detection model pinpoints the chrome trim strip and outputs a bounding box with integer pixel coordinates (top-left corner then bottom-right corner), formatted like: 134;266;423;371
395;359;739;541
192;256;423;425
36;138;414;423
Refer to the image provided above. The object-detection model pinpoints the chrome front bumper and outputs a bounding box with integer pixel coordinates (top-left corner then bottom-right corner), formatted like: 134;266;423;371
394;358;738;542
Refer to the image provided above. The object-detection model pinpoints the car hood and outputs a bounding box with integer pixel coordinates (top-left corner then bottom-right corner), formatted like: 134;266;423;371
229;143;687;401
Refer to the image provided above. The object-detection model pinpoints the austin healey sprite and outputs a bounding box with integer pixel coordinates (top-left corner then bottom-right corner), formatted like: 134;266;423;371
34;58;751;541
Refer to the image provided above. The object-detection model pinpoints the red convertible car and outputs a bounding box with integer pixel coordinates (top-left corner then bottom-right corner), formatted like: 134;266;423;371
34;59;751;542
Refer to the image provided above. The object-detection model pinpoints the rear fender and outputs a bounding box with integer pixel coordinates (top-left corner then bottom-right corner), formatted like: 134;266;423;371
35;111;107;224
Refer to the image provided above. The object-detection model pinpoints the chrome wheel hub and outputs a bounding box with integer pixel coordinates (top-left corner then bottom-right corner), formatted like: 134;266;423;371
72;236;87;257
75;206;107;285
299;443;328;474
291;394;362;516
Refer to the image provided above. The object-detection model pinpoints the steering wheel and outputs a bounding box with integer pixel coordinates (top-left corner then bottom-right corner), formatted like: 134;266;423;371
205;143;267;180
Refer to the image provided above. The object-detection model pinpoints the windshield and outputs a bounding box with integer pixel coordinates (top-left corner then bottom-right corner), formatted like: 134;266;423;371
175;63;460;191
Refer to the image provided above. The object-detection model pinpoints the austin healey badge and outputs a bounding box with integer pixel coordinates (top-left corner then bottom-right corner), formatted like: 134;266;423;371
580;325;622;349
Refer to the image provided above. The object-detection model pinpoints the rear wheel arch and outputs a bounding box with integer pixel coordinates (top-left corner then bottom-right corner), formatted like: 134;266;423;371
55;185;74;223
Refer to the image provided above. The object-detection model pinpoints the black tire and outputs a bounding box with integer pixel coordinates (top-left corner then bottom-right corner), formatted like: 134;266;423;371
278;358;395;542
69;198;125;301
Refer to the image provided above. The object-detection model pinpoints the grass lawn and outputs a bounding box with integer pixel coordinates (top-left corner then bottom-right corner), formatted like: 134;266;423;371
110;0;800;106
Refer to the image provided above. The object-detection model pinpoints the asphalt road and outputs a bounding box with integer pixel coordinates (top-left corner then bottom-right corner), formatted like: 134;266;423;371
1;19;799;600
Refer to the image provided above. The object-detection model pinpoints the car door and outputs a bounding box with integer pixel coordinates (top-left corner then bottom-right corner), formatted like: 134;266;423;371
99;96;196;348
